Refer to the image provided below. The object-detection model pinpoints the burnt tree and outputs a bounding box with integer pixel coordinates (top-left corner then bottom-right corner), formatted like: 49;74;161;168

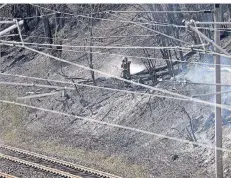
42;16;53;44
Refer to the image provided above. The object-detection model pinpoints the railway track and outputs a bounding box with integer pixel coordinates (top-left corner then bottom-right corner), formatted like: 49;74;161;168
0;144;122;178
0;172;17;178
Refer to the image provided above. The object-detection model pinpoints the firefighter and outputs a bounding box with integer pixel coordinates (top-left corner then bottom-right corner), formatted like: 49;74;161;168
121;59;126;78
127;61;131;80
121;57;131;80
121;57;131;87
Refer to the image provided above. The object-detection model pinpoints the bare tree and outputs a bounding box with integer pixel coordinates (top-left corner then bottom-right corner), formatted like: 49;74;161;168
181;107;197;142
141;49;157;84
88;4;96;85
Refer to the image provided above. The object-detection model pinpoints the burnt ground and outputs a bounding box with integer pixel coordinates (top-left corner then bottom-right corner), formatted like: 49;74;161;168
1;4;231;178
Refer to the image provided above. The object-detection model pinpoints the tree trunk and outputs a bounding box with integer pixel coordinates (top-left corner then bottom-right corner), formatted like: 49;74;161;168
36;7;41;24
228;4;231;21
42;16;53;44
55;12;61;32
89;5;96;85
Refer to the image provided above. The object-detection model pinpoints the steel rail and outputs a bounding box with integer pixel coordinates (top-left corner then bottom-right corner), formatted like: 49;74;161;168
0;172;17;178
0;144;122;178
0;153;82;178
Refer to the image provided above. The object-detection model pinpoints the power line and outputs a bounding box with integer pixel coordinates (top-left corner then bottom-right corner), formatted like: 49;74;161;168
0;81;73;90
3;40;231;67
0;4;226;33
2;71;231;98
0;20;15;24
22;44;231;68
0;15;221;32
195;21;231;25
0;12;56;20
107;12;190;45
3;39;231;68
109;10;214;14
0;3;7;10
17;91;61;100
3;42;231;111
0;98;230;154
0;40;197;51
160;80;231;87
0;73;188;101
192;90;231;98
0;8;227;33
31;4;189;45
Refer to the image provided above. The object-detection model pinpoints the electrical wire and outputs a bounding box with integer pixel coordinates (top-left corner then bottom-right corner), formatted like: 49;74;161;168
31;4;190;45
2;71;231;100
13;43;231;69
3;39;231;69
2;42;231;111
0;3;7;10
192;90;231;98
17;91;61;100
0;12;56;20
109;10;214;14
0;98;230;153
0;9;229;33
195;21;231;25
32;44;231;68
0;73;188;101
160;80;231;87
0;40;197;51
107;12;189;45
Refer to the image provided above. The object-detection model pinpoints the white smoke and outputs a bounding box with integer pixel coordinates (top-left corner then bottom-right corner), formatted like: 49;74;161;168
130;63;146;74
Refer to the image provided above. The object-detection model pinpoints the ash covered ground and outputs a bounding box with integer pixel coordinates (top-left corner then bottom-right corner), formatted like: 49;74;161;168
0;4;231;178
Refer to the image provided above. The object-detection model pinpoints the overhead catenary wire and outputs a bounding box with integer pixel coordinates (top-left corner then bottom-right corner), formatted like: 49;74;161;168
17;91;61;100
0;9;228;32
0;3;7;10
160;80;231;87
0;3;227;33
0;98;231;154
3;42;231;112
193;21;206;52
6;37;230;62
15;19;24;46
194;21;231;25
31;4;190;45
11;43;231;69
186;21;231;57
23;42;231;68
0;15;226;32
108;10;214;13
2;60;231;88
30;4;213;30
2;72;231;100
192;90;231;98
0;3;230;159
0;21;16;24
0;12;57;20
0;39;202;51
107;12;190;45
0;81;74;90
0;73;189;101
0;21;24;37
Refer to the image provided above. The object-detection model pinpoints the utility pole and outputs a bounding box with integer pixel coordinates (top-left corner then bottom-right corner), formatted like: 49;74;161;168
184;5;223;178
214;4;223;178
89;4;96;85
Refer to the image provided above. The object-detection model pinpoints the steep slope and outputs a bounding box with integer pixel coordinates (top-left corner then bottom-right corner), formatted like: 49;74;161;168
0;4;231;178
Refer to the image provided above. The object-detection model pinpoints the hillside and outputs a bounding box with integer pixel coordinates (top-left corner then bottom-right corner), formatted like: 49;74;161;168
0;4;231;178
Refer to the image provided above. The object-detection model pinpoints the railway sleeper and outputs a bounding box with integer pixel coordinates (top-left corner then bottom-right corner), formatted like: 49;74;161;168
0;153;82;178
0;145;122;178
